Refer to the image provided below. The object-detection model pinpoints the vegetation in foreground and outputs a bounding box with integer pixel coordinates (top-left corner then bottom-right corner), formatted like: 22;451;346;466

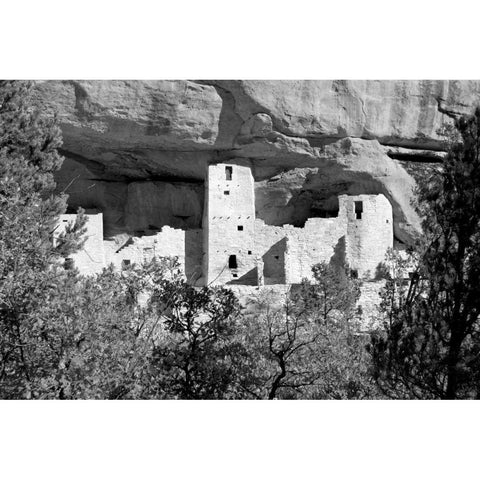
1;80;480;399
371;110;480;399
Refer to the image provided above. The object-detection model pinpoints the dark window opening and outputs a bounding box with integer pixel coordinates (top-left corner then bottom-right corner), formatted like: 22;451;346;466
122;259;131;268
274;255;279;260
248;250;252;255
232;273;238;278
228;255;238;269
355;201;363;220
225;166;233;181
237;225;243;231
386;219;389;223
224;190;230;195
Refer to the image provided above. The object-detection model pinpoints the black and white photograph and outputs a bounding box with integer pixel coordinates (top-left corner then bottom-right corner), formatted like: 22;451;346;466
3;78;480;401
2;1;479;478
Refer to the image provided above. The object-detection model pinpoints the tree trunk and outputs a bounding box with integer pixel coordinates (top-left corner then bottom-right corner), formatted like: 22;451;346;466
268;356;286;400
445;331;463;399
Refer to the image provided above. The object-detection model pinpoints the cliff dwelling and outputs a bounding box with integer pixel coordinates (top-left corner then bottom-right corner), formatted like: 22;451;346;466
59;160;393;286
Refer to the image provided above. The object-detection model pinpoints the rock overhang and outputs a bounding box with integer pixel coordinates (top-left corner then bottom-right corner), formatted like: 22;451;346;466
33;80;480;245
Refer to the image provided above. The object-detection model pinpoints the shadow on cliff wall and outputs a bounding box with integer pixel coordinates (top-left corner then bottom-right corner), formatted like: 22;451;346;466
255;168;396;228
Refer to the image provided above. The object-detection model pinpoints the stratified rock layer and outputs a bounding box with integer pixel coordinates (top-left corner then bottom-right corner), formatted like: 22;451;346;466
33;80;480;243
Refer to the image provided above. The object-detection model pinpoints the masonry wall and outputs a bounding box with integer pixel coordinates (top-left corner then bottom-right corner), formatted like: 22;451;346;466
205;162;256;285
343;194;393;278
254;218;346;284
284;217;348;283
254;214;347;285
58;211;106;275
254;194;393;285
63;166;394;291
58;209;203;282
104;227;203;283
253;221;288;284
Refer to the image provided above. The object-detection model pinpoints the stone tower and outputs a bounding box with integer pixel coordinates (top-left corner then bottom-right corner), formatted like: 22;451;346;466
204;161;257;285
342;194;393;278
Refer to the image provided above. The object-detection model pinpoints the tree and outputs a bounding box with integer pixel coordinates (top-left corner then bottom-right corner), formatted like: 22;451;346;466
376;248;417;333
146;277;247;399
0;80;86;398
295;261;361;325
38;259;177;400
372;108;480;399
240;291;325;399
241;262;378;399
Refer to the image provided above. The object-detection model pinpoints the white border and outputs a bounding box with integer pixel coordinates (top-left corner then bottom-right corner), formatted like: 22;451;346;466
1;400;479;479
2;1;480;478
2;0;480;79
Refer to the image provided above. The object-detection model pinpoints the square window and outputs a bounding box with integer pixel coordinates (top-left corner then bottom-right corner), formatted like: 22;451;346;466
232;273;238;278
237;225;243;231
224;190;230;195
248;250;252;255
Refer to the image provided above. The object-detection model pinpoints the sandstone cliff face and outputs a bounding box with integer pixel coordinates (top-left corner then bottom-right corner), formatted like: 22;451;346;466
214;80;480;148
33;80;480;244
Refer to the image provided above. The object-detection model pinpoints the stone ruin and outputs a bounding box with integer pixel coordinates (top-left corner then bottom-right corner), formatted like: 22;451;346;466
58;160;393;289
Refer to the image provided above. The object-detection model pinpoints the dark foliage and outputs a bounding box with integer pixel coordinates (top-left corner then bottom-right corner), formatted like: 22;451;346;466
372;109;480;399
146;278;249;399
0;81;86;398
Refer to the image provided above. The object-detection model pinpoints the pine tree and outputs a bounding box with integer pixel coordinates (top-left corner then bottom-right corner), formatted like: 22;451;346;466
0;80;86;398
372;108;480;399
